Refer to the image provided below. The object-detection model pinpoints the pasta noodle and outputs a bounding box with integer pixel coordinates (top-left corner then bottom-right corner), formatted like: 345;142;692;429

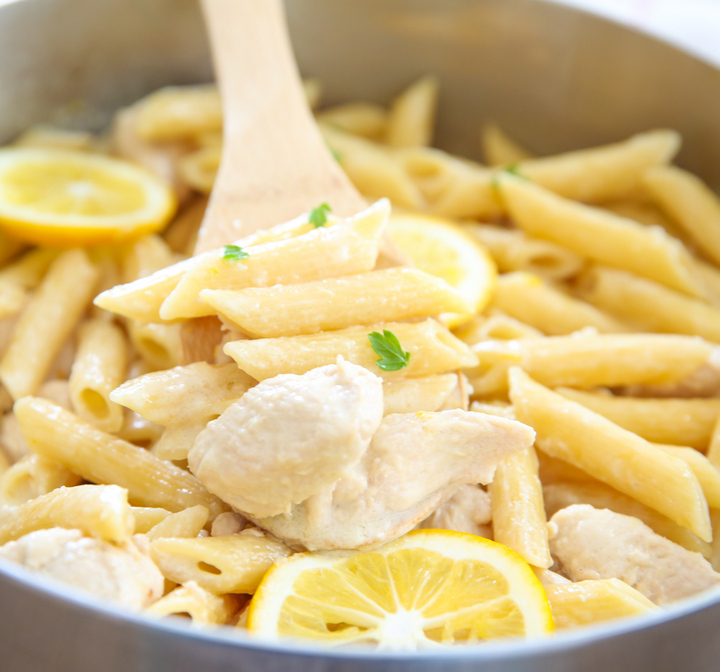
69;318;128;433
0;249;99;400
149;534;291;594
500;177;705;297
224;319;478;381
509;367;711;541
0;484;134;545
13;396;228;519
489;447;551;568
201;268;471;338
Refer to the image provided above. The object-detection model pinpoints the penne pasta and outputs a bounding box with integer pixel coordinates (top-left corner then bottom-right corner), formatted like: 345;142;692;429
654;444;720;509
509;367;712;541
146;505;210;541
543;480;711;558
0;247;60;289
644;165;720;266
491;272;629;335
95;209;332;323
545;580;657;630
146;581;239;625
122;234;179;283
316;102;388;140
134;85;223;143
471;333;714;394
382;374;460;415
385;75;439;148
499;177;705;297
580;265;720;342
0;280;26;320
69;318;128;433
463;224;585;282
132;506;172;534
224;319;478;382
0;249;99;400
116;410;164;446
150;534;291;594
601;198;687;241
110;362;255;426
14;397;228;519
178;145;221;194
453;311;543;346
481;122;534;166
489;447;551;568
0;454;82;506
151;423;208;463
201;268;471;338
556;388;720;450
160;201;388;320
0;484;134;545
518;129;680;203
128;321;181;371
321;124;426;209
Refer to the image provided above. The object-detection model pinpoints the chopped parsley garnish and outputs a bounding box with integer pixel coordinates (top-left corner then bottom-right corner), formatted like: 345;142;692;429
222;245;249;261
368;330;411;372
491;162;527;194
309;202;332;228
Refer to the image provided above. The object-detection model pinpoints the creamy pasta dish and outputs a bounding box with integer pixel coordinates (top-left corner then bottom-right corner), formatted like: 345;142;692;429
0;76;720;648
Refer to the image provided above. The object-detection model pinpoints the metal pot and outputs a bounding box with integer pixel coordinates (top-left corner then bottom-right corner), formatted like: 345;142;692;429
1;0;720;670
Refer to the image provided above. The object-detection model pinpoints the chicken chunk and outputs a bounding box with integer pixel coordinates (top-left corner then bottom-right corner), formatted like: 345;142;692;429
189;358;384;518
258;410;535;550
548;505;720;606
0;528;164;609
417;484;492;538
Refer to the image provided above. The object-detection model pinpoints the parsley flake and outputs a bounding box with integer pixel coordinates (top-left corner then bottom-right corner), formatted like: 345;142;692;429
222;245;249;261
309;203;332;228
368;330;411;372
491;162;527;194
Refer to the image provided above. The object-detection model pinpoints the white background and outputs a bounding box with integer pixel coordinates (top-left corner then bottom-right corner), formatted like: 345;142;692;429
554;0;720;66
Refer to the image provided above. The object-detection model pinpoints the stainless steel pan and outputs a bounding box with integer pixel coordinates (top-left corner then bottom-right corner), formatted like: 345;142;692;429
1;0;720;669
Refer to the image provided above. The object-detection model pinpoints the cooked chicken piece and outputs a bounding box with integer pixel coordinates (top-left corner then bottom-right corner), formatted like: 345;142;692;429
417;484;492;538
189;358;384;518
0;528;164;609
258;410;535;550
548;505;720;606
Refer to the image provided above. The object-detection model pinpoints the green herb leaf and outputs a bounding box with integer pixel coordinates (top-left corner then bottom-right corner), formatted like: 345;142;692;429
368;329;411;372
309;203;332;228
491;162;527;194
222;245;250;261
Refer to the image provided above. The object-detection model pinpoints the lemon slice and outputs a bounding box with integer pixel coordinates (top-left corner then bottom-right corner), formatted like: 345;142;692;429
248;530;554;649
386;211;497;327
0;148;176;246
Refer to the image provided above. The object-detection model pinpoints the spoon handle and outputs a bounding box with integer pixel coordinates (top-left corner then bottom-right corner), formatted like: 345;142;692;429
195;0;365;253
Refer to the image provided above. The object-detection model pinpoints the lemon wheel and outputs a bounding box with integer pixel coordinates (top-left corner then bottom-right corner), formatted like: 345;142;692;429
386;212;497;328
0;148;176;246
248;529;554;649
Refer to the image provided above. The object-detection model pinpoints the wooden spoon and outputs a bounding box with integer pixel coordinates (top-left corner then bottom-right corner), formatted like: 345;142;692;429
181;0;405;362
195;0;366;253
